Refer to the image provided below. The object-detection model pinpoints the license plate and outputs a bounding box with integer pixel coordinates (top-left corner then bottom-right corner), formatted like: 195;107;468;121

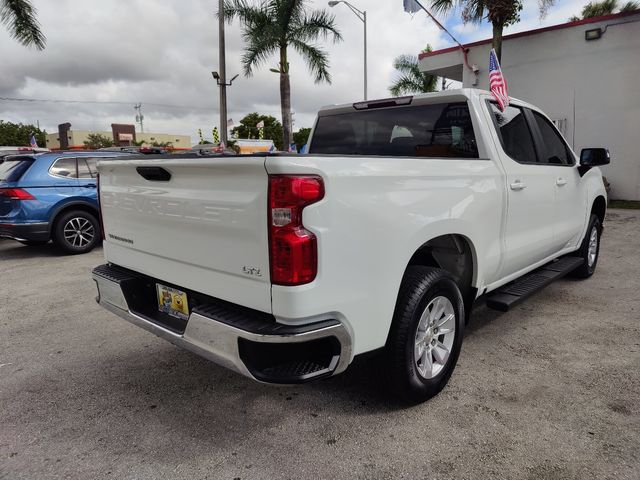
156;283;189;320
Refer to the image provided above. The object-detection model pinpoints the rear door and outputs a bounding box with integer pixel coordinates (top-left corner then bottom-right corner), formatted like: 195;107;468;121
77;157;98;199
98;156;272;313
486;102;558;277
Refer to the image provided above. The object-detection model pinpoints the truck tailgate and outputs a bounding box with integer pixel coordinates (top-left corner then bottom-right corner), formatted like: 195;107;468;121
98;156;271;313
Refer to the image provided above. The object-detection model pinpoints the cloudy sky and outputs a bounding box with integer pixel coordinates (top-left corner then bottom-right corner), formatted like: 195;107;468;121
0;0;591;143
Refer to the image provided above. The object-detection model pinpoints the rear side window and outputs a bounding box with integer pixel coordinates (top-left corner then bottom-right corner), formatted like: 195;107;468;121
50;158;78;178
0;157;34;182
310;102;479;158
532;112;573;165
489;103;538;164
77;158;96;178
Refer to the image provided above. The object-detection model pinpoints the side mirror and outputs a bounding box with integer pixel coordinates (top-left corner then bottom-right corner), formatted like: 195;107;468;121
580;148;610;167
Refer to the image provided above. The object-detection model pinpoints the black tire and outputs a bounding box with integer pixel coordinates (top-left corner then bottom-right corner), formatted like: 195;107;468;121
18;240;49;246
385;266;465;403
52;210;101;254
570;214;601;278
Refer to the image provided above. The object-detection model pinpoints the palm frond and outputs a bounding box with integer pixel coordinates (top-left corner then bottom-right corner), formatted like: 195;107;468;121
393;54;420;75
0;0;45;49
430;0;456;16
620;0;639;12
389;75;424;97
289;9;342;43
290;39;331;83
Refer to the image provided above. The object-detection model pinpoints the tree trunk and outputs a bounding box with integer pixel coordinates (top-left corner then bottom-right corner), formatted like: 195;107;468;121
492;21;504;63
279;46;292;151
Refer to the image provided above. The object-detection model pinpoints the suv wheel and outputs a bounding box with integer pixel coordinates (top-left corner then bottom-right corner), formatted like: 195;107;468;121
385;266;465;403
53;210;101;254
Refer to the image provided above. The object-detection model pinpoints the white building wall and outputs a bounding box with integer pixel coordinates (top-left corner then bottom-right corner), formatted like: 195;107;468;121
419;13;640;200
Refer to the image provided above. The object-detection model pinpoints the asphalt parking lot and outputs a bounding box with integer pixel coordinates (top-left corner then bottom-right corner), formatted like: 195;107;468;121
1;209;639;480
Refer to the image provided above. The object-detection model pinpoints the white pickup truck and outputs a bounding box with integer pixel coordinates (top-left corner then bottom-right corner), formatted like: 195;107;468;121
92;89;609;402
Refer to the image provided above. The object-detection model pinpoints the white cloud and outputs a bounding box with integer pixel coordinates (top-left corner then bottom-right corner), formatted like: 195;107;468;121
0;0;594;142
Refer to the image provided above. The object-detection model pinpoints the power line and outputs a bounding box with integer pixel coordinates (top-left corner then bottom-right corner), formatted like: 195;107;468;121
0;96;216;111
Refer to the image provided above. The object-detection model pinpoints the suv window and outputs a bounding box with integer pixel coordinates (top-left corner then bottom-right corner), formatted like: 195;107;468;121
532;112;573;165
310;102;479;158
488;103;537;164
50;158;78;178
86;158;98;177
0;157;35;182
77;158;95;179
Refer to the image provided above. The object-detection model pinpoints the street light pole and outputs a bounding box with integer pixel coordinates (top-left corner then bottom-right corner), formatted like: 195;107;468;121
218;0;228;145
363;9;367;101
329;1;367;100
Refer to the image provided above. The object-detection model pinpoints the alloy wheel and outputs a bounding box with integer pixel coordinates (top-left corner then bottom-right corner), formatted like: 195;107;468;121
414;296;456;379
63;217;95;248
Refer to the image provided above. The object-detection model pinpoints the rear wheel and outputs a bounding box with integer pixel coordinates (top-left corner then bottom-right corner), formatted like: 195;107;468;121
53;210;100;254
571;214;601;278
385;266;465;403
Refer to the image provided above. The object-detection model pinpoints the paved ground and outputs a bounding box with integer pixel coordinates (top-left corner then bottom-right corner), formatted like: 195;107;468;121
1;210;639;480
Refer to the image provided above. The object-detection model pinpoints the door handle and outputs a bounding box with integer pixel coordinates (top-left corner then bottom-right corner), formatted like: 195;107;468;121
556;178;567;186
510;181;527;191
83;183;97;188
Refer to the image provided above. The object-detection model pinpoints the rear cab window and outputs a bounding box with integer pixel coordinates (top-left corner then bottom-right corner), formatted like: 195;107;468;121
309;102;479;158
0;156;36;183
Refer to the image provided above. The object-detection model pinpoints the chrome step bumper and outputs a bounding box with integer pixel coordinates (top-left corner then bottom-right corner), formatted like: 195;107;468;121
92;264;352;383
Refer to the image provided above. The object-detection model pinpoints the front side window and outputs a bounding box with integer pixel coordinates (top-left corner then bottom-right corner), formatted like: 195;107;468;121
50;158;77;177
488;103;538;164
310;102;479;158
532;112;573;165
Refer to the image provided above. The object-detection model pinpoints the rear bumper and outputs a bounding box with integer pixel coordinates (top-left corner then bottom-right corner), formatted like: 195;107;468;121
91;264;352;383
0;221;49;241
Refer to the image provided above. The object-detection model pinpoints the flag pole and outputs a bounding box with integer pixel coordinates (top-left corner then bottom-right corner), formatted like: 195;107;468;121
411;0;465;50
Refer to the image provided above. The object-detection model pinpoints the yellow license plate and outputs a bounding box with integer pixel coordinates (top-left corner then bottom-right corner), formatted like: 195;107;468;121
156;283;189;320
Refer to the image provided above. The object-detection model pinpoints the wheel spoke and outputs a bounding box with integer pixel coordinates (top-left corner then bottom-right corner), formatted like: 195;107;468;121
435;313;454;329
419;348;432;377
432;341;450;364
430;297;444;324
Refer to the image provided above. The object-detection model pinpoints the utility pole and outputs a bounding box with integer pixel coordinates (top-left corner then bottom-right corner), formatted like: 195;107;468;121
218;0;228;145
134;103;144;132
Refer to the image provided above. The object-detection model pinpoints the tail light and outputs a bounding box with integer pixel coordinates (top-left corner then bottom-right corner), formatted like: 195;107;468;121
0;188;35;200
268;175;324;286
96;173;105;240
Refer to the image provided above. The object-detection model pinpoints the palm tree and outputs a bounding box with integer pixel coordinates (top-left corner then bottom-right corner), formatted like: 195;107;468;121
389;46;438;96
430;0;555;62
1;0;45;49
569;0;638;21
223;0;341;148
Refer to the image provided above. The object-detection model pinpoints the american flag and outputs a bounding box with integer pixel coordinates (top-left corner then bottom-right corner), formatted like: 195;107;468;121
489;49;509;111
29;133;38;148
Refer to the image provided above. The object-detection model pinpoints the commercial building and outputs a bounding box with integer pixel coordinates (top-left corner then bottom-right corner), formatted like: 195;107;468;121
419;11;640;200
45;123;191;150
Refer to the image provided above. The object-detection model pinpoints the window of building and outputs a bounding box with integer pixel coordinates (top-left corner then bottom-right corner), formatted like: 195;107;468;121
488;103;538;164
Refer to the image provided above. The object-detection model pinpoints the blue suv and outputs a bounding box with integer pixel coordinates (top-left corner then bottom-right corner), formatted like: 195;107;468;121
0;151;130;254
